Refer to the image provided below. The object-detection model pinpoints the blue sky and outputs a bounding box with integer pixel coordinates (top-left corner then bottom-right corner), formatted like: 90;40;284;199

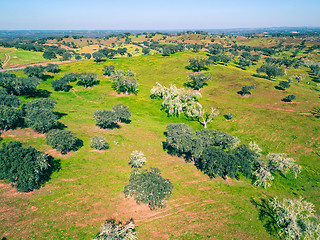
1;0;319;30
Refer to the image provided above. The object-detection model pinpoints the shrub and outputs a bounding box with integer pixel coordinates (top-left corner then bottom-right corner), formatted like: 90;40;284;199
46;129;79;154
239;84;256;96
282;94;296;102
123;168;174;210
112;104;131;122
0;141;51;192
93;110;118;129
278;80;291;90
128;150;146;169
224;112;233;120
90;136;109;150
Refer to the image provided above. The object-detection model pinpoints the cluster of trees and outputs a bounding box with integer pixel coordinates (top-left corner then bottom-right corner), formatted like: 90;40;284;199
164;123;300;187
0;141;53;192
185;73;211;91
23;98;60;133
0;72;41;95
93;104;131;129
52;72;98;91
256;64;286;79
265;56;303;68
110;69;138;94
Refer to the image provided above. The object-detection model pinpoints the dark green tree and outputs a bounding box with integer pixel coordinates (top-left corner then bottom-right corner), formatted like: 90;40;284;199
0;141;51;192
45;64;60;73
123;167;174;210
62;52;72;61
165;123;194;156
257;64;285;79
25;108;59;133
282;95;296;102
0;74;41;95
278;81;291;90
186;73;211;90
22;98;57;113
43;51;57;60
142;47;150;55
84;53;91;59
24;66;45;78
239;85;256;96
188;57;210;72
77;72;98;88
0;93;21;107
0;105;22;130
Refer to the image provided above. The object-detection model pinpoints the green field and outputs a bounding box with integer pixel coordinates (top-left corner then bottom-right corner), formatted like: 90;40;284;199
0;51;319;239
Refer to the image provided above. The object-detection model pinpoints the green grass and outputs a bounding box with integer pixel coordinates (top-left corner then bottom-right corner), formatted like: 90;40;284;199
0;51;319;239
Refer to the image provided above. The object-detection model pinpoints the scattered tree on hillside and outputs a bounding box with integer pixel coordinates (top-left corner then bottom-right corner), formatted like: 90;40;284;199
103;65;115;76
282;94;296;102
24;66;45;79
93;109;118;129
186;73;211;91
92;51;105;62
239;84;256;96
278;81;291;90
90;136;109;150
45;64;60;73
238;57;252;69
25;108;59;133
77;72;98;88
185;103;220;128
188;57;210;72
111;69;138;94
46;129;79;154
123;167;174;210
311;106;320;118
256;64;285;79
112;104;131;122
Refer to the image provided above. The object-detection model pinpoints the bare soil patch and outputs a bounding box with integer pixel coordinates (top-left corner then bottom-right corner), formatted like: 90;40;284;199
1;128;45;138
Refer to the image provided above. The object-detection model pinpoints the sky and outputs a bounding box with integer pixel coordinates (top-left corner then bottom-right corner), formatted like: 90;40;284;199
1;0;320;30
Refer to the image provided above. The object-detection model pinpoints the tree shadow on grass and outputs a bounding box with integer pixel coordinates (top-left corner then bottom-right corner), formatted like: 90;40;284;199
54;112;67;120
25;89;51;99
250;198;280;238
42;74;54;81
274;86;285;91
185;65;209;72
39;155;61;186
252;74;275;81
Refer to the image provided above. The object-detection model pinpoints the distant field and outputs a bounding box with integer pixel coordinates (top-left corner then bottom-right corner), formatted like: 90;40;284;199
0;47;57;68
0;50;319;239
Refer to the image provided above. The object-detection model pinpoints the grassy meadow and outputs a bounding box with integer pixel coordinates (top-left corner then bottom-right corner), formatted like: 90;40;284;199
0;51;319;239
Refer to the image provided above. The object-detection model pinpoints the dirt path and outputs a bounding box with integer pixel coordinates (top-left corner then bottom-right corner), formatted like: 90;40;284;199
0;60;75;72
3;53;11;67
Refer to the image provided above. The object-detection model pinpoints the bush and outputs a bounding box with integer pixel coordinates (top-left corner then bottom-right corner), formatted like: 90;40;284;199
278;80;291;90
93;110;118;129
224;112;233;120
90;136;109;150
282;94;296;102
123;168;174;210
239;84;256;96
25;108;59;133
46;129;79;154
0;141;51;192
0;105;22;130
51;78;71;92
112;104;131;122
